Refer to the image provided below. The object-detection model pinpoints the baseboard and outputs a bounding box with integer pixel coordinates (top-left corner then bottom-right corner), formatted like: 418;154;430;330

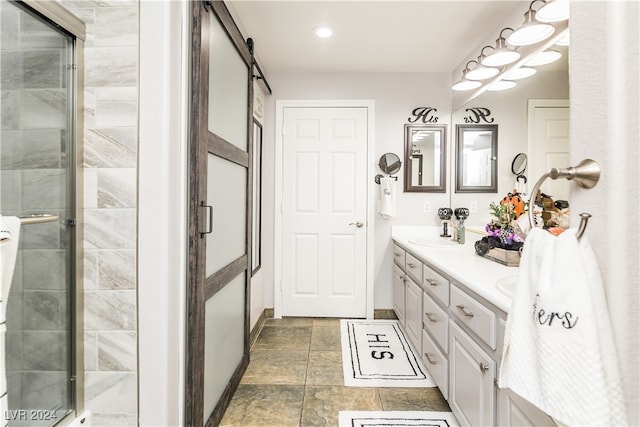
374;309;398;320
249;309;274;348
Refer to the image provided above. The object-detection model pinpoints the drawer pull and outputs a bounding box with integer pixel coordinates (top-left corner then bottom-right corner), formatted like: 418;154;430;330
456;304;474;318
407;262;416;268
425;278;438;286
424;353;437;365
425;312;437;322
479;363;490;373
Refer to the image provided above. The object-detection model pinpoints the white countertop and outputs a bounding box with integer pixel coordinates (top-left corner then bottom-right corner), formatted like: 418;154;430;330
391;226;515;313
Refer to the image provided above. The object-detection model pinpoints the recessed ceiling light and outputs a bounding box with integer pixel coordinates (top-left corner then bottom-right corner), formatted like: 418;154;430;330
313;26;334;38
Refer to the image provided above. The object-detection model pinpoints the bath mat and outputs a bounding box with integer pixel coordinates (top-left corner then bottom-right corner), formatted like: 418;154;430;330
340;319;436;387
338;410;459;426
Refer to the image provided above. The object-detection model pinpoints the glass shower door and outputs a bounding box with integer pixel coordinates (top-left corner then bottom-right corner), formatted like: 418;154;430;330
1;2;76;425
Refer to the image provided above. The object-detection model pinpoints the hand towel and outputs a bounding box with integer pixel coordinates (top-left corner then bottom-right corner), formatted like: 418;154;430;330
379;177;397;219
498;228;627;426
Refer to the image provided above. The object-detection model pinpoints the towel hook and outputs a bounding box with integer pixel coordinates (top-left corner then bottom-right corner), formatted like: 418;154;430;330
527;159;601;240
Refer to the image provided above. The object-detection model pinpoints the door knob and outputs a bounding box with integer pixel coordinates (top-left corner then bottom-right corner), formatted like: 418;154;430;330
349;221;364;228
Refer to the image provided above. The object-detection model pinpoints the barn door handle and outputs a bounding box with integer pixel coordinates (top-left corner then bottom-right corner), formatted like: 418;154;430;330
200;202;213;238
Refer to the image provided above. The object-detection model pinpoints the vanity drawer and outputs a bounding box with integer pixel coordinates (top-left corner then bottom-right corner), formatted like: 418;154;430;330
405;253;423;283
393;244;406;267
423;264;450;306
423;292;449;353
450;284;496;350
422;328;449;400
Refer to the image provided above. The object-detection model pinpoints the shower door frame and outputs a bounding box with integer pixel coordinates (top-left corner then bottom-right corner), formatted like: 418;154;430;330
10;0;86;421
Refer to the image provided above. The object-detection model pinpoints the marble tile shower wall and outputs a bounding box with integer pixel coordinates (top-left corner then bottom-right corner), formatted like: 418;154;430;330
60;1;139;425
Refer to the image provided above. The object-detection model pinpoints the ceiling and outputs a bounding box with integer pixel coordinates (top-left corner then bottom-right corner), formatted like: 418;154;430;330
226;1;523;75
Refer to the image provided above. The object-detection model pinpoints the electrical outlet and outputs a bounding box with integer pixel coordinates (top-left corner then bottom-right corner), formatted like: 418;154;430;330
423;201;431;213
469;201;478;213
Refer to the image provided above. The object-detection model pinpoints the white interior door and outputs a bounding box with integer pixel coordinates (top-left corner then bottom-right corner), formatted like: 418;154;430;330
532;105;570;201
281;107;368;317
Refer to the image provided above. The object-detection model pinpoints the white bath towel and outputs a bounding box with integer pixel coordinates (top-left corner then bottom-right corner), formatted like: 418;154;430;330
379;177;397;219
0;216;20;314
498;228;627;426
0;216;19;425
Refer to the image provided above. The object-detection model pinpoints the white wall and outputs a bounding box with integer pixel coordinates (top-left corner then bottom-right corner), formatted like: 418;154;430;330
570;2;639;423
138;1;188;425
261;72;451;310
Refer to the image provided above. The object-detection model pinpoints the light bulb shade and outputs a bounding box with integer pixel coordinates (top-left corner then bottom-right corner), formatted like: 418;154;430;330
487;80;517;91
465;65;500;81
482;34;521;67
482;48;521;67
502;67;537;80
525;49;562;66
536;0;570;23
507;10;555;46
452;79;481;91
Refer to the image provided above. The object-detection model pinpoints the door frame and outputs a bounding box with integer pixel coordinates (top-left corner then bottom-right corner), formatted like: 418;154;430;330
274;99;375;319
527;98;570;184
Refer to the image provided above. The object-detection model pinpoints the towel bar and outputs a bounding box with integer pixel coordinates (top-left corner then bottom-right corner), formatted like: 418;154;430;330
19;214;59;225
527;159;601;241
374;174;398;184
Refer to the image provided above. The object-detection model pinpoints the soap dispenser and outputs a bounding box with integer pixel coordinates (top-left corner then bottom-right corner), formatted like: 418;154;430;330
454;208;470;244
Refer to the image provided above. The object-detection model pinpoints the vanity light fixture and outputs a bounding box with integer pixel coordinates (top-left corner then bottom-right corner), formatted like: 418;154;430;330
465;55;500;81
507;1;555;46
452;61;483;91
525;48;562;66
486;80;517;91
313;25;334;38
481;28;521;67
536;0;570;23
501;66;537;80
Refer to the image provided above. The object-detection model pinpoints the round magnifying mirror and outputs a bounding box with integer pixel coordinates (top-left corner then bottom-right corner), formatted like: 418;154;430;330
379;153;401;175
511;152;528;176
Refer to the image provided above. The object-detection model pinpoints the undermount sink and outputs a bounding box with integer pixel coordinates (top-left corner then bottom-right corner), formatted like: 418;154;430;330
495;275;519;298
408;236;460;247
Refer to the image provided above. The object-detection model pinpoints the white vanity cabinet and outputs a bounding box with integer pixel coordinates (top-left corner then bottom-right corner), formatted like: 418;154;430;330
391;237;555;427
392;243;423;351
404;276;423;351
393;264;406;326
449;319;496;427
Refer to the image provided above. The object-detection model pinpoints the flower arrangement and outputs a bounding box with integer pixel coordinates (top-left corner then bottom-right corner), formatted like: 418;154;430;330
485;201;520;246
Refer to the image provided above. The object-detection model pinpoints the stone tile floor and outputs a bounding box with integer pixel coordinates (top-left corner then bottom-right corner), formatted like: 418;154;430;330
220;317;450;426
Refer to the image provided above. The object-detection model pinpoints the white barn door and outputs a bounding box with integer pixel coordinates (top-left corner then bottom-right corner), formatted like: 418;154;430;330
280;106;369;317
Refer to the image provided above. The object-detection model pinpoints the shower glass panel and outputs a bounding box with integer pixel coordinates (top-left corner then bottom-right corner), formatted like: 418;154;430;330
1;2;76;426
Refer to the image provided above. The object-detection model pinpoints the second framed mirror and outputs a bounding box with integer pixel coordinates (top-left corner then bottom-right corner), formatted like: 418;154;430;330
455;124;498;193
404;124;447;192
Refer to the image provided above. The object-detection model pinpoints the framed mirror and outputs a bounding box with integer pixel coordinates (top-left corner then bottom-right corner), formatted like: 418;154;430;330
404;124;447;192
455;124;498;193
